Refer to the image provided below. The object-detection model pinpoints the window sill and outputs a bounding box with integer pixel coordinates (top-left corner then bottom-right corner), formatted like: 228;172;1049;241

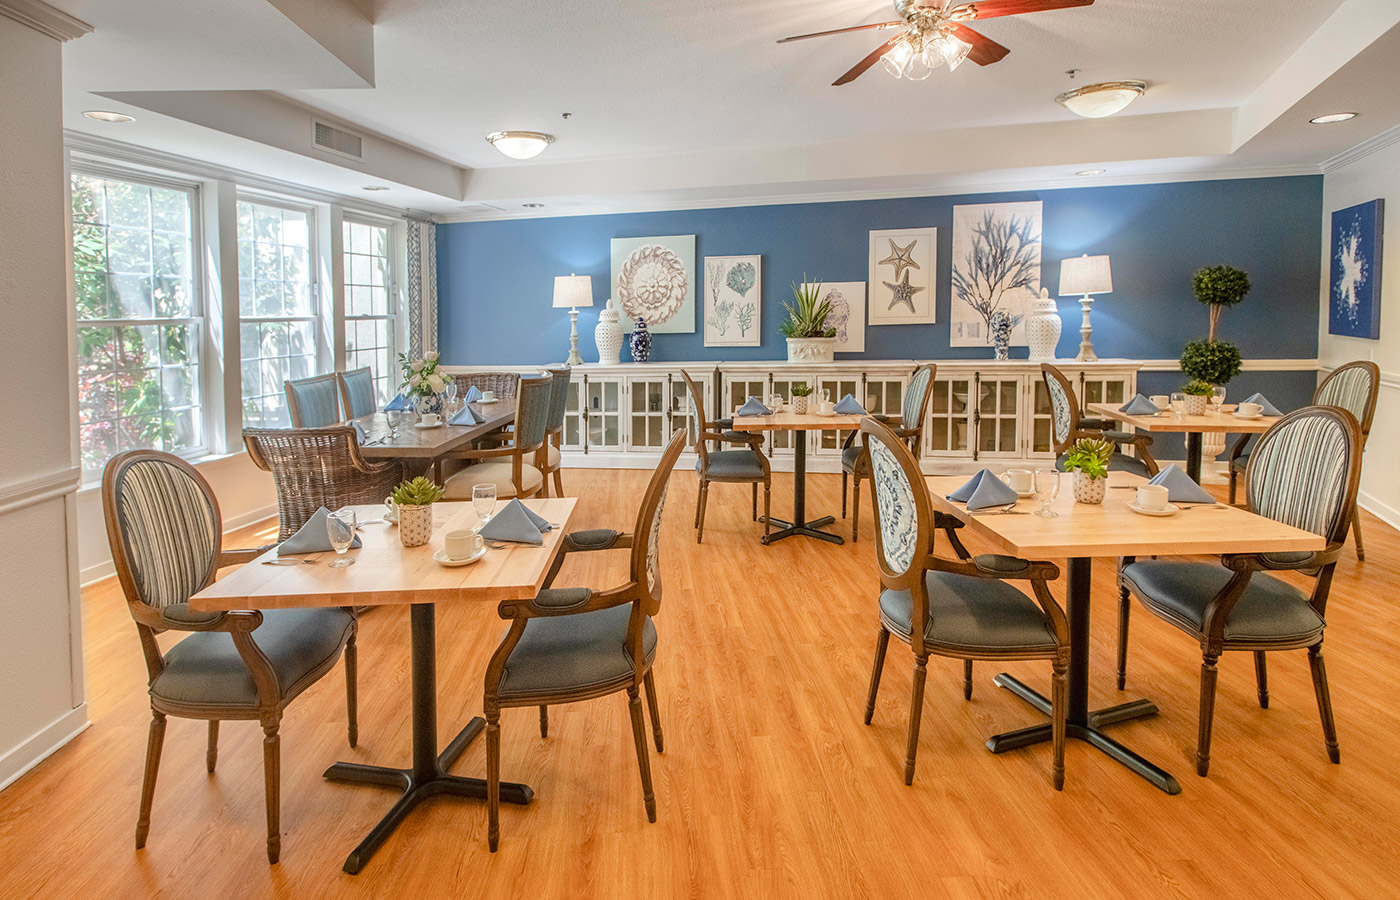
77;449;253;496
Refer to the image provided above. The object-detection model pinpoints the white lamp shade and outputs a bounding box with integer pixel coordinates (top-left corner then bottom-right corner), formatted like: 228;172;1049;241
553;274;593;309
1059;254;1113;296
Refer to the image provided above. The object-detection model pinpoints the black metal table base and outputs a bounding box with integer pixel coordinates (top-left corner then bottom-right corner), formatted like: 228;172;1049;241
759;428;845;545
326;604;534;874
1185;432;1203;483
759;514;842;544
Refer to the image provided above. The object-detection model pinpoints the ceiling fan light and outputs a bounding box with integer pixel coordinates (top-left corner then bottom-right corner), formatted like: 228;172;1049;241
1055;81;1147;118
882;36;914;77
485;130;555;160
940;34;972;71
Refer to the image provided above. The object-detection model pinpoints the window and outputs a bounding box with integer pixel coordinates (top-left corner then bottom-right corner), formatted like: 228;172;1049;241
343;218;396;403
72;172;203;477
238;200;316;427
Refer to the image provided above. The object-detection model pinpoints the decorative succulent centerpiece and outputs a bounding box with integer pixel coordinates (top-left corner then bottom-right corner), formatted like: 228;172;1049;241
1181;379;1213;415
1180;265;1249;398
391;476;445;547
790;382;814;415
400;351;447;415
781;277;837;363
1063;437;1114;505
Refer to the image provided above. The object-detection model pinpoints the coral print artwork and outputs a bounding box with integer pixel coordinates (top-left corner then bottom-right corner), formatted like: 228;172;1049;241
703;255;762;347
950;200;1043;348
611;235;696;334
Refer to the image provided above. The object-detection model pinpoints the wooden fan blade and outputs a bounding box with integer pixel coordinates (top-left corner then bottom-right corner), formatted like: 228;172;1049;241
833;36;901;86
778;21;902;43
956;0;1093;20
949;23;1010;65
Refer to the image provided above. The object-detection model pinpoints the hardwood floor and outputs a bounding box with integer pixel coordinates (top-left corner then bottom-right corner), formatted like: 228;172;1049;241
4;468;1400;899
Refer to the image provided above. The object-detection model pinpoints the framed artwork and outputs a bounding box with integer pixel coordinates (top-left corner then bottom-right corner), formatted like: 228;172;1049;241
950;201;1043;347
703;255;761;347
807;281;866;353
868;228;936;326
1329;199;1385;339
611;234;696;334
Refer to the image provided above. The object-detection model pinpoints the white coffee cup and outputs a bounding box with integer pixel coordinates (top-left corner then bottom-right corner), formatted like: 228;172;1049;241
444;529;484;560
1002;468;1034;493
1149;395;1170;409
481;390;496;402
1137;484;1170;510
1238;402;1262;417
421;412;440;426
384;496;397;518
819;401;835;415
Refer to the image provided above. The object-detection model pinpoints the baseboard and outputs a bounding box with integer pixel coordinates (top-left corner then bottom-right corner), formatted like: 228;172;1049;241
1358;489;1400;533
0;704;89;793
80;504;278;588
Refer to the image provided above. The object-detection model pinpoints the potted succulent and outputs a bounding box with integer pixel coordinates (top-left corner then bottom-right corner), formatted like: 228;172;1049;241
790;382;814;415
1181;379;1213;415
390;476;444;547
781;278;837;363
1063;437;1114;505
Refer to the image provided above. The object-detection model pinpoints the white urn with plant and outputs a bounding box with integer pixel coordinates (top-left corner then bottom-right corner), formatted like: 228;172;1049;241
391;476;444;548
781;278;837;363
1063;438;1113;505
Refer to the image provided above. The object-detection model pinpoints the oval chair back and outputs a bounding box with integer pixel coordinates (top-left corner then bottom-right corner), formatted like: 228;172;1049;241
1245;406;1363;545
1314;360;1379;443
337;367;377;419
861;416;933;603
632;428;687;617
900;363;937;455
679;370;712;468
284;373;343;427
1040;363;1080;454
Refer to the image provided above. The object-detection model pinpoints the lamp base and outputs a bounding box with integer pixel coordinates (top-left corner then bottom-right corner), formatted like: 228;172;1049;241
564;308;584;367
1074;296;1097;363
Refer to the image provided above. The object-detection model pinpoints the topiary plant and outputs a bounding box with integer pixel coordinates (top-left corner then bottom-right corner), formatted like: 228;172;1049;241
1192;265;1251;341
1180;339;1242;386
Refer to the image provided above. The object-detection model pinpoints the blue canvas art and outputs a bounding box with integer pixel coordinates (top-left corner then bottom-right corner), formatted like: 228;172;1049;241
1329;199;1385;339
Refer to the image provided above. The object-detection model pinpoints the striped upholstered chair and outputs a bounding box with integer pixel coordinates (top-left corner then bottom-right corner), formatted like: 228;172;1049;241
284;373;344;427
1117;406;1363;777
102;450;358;863
1042;363;1159;477
442;373;552;500
336;366;378;419
539;366;572;497
1228;361;1379;559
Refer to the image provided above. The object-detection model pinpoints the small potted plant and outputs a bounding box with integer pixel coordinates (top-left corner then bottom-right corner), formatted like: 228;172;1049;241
781;278;837;363
391;476;444;547
790;382;814;415
1063;437;1113;505
400;350;447;415
1181;379;1212;415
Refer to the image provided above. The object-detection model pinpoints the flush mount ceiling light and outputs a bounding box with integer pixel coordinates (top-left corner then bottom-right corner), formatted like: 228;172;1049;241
1076;168;1107;176
1055;80;1146;118
485;131;555;160
1310;112;1357;124
83;110;134;123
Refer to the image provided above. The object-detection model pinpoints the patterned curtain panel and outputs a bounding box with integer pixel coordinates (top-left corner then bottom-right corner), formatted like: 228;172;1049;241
406;215;438;358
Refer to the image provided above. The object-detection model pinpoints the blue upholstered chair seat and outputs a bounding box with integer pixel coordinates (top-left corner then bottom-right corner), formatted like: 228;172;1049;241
1120;560;1324;642
1055;450;1153;479
151;607;356;708
841;444;865;472
697;450;765;479
1230;451;1251;473
879;567;1057;652
497;596;656;697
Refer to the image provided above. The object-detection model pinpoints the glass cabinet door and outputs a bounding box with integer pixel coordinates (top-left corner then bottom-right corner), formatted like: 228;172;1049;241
1080;374;1130;410
562;380;585;450
815;374;860;453
626;377;672;450
585;378;622;449
1031;379;1055;457
977;377;1021;458
926;376;973;457
766;375;811;453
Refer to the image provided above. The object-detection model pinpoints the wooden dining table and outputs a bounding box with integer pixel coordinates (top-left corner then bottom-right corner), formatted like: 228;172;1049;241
352;401;516;478
191;498;576;874
731;410;865;544
1086;402;1279;483
925;470;1323;794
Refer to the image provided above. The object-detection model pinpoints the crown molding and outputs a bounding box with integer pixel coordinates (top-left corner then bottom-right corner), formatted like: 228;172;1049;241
0;0;92;42
1320;123;1400;174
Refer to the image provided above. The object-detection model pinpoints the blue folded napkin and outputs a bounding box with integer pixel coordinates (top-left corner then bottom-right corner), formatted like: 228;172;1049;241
479;499;553;545
1147;463;1215;504
1240;393;1283;417
947;469;1020;511
350;420;371;444
279;507;362;556
449;405;479;426
384;393;410;411
834;393;866;415
736;396;772;417
1119;394;1161;415
462;385;483;403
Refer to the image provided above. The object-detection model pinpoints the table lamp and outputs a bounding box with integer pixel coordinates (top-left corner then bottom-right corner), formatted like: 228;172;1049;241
1058;254;1112;362
553;274;593;366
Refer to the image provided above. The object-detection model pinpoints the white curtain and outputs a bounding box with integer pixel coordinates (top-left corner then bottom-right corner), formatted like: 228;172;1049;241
406;215;438;358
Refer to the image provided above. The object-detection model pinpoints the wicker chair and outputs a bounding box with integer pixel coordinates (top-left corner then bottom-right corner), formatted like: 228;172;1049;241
243;426;404;540
681;371;770;543
284;373;344;427
442;374;552;500
1042;363;1159;477
337;367;378;419
453;371;520;403
102;450;358;863
540;366;572;497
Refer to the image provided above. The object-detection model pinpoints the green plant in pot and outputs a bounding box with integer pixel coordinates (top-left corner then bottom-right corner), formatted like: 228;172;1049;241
1063;437;1113;505
781;278;837;363
1180;379;1213;415
790;382;814;415
391;476;445;548
1180;264;1249;403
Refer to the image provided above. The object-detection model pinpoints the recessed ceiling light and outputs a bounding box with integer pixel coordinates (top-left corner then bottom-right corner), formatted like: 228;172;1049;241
1076;169;1107;177
523;203;544;208
362;185;390;191
83;110;134;123
1309;112;1357;124
1055;81;1147;118
486;131;555;160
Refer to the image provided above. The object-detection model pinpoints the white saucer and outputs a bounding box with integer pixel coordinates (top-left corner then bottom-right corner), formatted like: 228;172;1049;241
475;398;499;404
1233;412;1264;420
384;511;398;524
1128;501;1179;517
1014;490;1035;499
433;546;487;567
814;409;836;417
414;421;444;429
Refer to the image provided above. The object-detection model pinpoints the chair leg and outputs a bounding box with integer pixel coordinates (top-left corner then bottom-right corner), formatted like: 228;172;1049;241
553;467;564;498
1116;585;1131;690
852;472;861;543
262;719;281;864
963;660;973;701
762;479;771;541
695;481;710;543
626;686;657;823
1196;653;1220;777
864;626;890;725
643;669;664;752
206;721;219;773
1228;467;1238;505
1253;651;1270;709
345;632;359;748
135;711;166;849
1352;503;1365;561
752;482;757;521
943;525;972;561
841;470;848;518
904;655;929;785
1309;646;1341;763
1051;659;1068;791
486;706;501;851
539;705;548;739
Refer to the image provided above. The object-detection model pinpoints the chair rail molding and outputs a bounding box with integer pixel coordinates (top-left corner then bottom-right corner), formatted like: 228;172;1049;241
0;0;92;41
0;466;81;517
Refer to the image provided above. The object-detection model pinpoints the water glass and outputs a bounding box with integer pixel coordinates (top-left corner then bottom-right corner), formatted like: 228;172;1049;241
473;483;497;525
1033;469;1060;518
327;510;357;567
385;408;402;439
1170;392;1187;417
445;380;458;407
1210;385;1226;414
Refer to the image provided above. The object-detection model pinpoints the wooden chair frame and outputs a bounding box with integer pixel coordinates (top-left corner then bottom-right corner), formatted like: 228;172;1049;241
1042;363;1160;475
444;374;552;499
680;371;770;543
283;373;343;427
540;366;571;498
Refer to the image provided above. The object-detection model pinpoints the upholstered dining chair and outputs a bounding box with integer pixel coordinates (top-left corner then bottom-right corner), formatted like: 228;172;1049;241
336;366;378;420
284;373;344;427
861;417;1071;789
1042;363;1159;477
452;370;520;402
1227;360;1378;560
482;427;687;851
102;450;358;863
243;426;404;540
539;366;572;498
1117;406;1363;777
680;370;770;543
442;373;552;501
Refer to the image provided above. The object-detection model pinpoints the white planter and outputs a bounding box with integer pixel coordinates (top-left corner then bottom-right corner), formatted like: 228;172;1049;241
398;504;433;547
1072;470;1106;505
792;395;809;415
1183;394;1208;416
786;336;836;363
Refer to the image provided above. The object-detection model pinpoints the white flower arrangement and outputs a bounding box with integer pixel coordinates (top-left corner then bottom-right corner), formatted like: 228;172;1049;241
399;352;448;400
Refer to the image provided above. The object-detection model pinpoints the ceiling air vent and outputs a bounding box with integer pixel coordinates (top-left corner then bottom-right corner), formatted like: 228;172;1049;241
312;120;363;160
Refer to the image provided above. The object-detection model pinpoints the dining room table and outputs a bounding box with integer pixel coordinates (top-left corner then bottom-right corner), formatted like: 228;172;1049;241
190;497;576;874
924;469;1324;794
731;409;865;545
1085;402;1279;484
351;401;516;480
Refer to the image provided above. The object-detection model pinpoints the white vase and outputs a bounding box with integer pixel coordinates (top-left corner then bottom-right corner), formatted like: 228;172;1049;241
398;504;433;548
1072;470;1106;505
786;336;836;363
1025;288;1063;362
1183;394;1208;416
594;299;623;365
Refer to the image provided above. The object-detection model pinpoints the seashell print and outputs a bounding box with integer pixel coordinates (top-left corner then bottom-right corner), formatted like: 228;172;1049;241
823;288;851;343
617;244;688;325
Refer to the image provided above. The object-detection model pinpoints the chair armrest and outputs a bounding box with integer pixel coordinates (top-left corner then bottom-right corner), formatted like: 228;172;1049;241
1104;430;1152;447
1079;416;1112;431
131;602;263;634
218;547;262;569
442;443;518;462
1228;433;1253;463
563;529;634;553
498;585;637;619
1222;543;1341;573
926;554;1060;583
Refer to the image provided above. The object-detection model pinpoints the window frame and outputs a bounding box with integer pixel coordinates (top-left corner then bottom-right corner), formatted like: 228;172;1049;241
341;212;402;405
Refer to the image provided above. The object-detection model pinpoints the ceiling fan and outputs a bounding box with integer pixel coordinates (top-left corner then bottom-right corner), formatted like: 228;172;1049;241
779;0;1095;85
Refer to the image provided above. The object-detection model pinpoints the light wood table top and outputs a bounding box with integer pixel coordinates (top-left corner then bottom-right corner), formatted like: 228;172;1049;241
730;411;865;432
352;403;515;460
191;498;576;611
925;470;1324;558
1086;402;1278;434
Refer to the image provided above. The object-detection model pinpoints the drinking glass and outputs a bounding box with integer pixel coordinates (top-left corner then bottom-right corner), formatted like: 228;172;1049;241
1033;469;1060;518
327;510;356;567
1210;385;1226;414
385;408;402;440
473;483;497;526
1170;392;1187;418
445;380;458;407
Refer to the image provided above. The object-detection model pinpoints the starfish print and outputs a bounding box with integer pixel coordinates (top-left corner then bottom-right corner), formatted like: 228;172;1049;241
878;239;920;280
883;271;925;312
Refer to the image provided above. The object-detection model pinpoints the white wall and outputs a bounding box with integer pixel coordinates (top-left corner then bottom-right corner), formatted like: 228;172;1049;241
1319;131;1400;527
